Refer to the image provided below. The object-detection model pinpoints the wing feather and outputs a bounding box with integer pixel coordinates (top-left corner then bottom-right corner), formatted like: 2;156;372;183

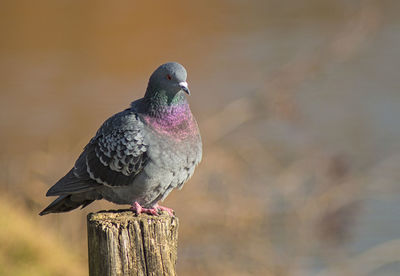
84;111;148;187
47;109;148;196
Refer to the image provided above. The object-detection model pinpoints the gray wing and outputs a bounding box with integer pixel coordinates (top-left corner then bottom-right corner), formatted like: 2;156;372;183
82;109;148;187
47;109;148;196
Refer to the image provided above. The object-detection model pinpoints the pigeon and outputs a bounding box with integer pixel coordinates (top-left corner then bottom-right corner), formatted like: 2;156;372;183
39;62;202;216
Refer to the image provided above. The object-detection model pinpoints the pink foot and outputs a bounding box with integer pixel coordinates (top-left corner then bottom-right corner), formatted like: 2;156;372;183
130;202;175;216
130;201;160;216
154;204;175;216
130;201;142;215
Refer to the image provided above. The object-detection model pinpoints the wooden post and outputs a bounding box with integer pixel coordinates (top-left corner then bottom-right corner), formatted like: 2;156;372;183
87;210;179;276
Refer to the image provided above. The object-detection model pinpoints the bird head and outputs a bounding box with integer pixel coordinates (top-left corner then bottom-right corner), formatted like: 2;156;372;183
145;62;190;101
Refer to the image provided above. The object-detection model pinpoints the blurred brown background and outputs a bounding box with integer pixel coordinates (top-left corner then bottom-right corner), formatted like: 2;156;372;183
1;0;400;275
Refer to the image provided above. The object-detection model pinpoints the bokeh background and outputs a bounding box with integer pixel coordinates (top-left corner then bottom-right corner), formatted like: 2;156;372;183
1;0;400;275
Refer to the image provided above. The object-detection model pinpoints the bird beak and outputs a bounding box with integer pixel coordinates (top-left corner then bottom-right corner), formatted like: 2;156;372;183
179;81;190;95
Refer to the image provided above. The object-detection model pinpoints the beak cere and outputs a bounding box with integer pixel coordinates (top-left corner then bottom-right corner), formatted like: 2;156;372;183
179;81;190;95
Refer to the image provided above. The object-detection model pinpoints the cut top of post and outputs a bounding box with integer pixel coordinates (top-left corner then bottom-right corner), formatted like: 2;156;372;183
88;209;177;226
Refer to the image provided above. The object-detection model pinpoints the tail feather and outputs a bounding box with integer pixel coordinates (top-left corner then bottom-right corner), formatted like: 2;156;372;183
39;192;102;216
46;169;101;196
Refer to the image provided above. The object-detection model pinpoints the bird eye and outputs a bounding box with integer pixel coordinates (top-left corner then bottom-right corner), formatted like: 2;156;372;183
166;74;172;80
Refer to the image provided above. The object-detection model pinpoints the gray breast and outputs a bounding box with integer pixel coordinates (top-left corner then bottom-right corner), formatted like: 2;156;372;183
100;124;202;208
140;129;202;206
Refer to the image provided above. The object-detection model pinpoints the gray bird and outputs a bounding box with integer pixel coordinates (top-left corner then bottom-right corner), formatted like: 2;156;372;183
40;62;202;216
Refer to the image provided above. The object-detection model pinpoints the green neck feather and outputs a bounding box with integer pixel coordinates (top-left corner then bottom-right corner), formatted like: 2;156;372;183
145;90;187;116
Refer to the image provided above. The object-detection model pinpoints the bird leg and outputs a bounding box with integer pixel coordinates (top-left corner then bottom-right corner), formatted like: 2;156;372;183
130;201;142;214
130;201;159;216
130;202;175;216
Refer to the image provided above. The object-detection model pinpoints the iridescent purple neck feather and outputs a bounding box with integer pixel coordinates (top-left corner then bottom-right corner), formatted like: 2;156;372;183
142;100;197;140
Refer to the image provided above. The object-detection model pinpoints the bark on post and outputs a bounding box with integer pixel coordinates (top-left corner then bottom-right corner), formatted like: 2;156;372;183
87;210;179;276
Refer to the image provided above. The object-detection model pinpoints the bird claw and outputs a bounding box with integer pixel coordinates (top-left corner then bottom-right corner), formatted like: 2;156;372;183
154;204;175;216
130;202;175;216
130;201;143;215
130;201;159;215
